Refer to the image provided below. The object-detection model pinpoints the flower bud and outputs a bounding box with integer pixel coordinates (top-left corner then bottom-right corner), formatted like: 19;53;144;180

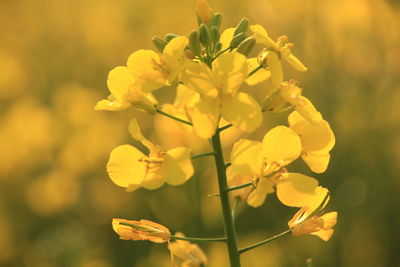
165;33;180;42
210;12;222;28
234;17;249;36
199;23;212;47
196;0;212;24
237;36;256;56
151;36;167;53
229;32;247;49
189;30;201;57
210;26;220;43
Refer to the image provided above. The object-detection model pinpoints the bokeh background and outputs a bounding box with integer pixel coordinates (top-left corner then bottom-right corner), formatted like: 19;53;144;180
1;0;400;266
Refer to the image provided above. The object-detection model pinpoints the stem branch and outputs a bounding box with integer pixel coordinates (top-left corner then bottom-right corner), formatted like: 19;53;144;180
156;109;193;126
170;235;226;243
238;230;291;254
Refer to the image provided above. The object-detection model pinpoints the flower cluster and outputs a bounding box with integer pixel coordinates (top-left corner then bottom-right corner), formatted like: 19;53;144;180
96;0;338;264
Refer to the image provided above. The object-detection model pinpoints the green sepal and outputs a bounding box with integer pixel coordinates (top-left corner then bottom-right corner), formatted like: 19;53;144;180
189;30;202;57
165;33;180;42
199;23;212;47
233;17;249;36
151;36;167;53
237;36;256;56
210;12;222;28
210;26;220;43
229;32;247;49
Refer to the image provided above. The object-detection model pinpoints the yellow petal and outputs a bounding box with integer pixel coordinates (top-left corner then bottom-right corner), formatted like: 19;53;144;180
267;51;283;89
221;92;262;133
220;27;235;50
284;53;308;72
107;66;133;100
182;62;218;98
276;172;328;207
191;98;219;139
262;126;301;166
162;36;190;81
173;84;199;109
127;49;164;82
95;98;130;111
247;178;274;208
250;24;275;47
311;229;334;241
231;139;263;176
212;52;248;95
245;57;271;86
292;96;323;125
302;152;330;173
128;118;155;151
162;147;194;185
107;145;147;188
321;212;338;229
288;111;335;152
141;171;165;190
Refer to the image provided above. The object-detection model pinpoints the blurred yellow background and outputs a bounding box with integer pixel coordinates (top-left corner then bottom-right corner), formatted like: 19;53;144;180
1;0;400;266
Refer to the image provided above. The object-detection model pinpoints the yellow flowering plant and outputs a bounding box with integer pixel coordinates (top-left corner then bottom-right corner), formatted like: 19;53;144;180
96;1;338;266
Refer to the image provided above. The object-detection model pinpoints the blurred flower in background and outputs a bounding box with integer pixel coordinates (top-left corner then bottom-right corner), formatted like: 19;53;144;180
1;0;400;266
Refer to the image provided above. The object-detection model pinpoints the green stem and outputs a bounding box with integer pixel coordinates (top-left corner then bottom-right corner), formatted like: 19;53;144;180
191;151;215;160
226;182;254;192
225;162;232;168
156;109;193;126
211;130;241;267
212;47;230;62
247;65;263;78
238;230;291;254
170;235;226;243
219;123;233;132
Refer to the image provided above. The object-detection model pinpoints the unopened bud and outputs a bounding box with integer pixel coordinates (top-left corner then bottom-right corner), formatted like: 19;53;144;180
199;23;212;47
189;30;201;57
215;42;222;52
210;26;220;43
165;33;180;42
234;17;249;36
210;12;222;28
151;36;167;53
196;0;212;24
229;32;247;49
237;36;256;56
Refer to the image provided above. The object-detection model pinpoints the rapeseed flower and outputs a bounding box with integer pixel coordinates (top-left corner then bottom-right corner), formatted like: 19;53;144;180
230;126;328;207
169;232;208;267
112;218;170;243
182;52;262;138
107;119;193;191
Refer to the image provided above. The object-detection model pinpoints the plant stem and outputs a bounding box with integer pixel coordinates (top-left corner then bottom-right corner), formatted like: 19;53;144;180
226;182;254;192
170;235;226;243
219;123;233;132
191;151;215;160
247;65;263;78
231;197;240;225
156;109;193;126
212;47;230;62
211;130;241;267
238;230;291;254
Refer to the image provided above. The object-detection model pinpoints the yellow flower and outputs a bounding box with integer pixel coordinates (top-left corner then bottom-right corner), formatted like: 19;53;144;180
182;52;262;138
112;218;170;243
288;110;335;173
169;232;208;267
230;126;328;208
95;36;190;112
288;193;338;241
245;24;307;88
94;66;158;113
245;57;271;86
107;119;194;191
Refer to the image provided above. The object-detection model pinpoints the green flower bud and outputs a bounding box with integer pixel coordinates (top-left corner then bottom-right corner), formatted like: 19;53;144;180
210;26;220;43
151;36;167;53
165;33;180;42
210;13;222;28
199;23;212;47
229;32;247;49
234;17;249;36
237;36;256;56
189;30;201;57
